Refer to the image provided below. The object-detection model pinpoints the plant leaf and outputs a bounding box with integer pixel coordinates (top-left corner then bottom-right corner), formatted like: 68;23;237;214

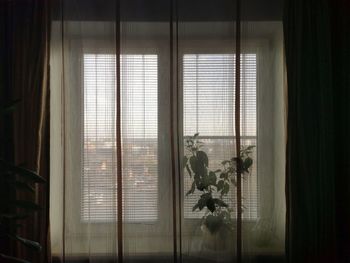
245;145;255;151
0;213;29;220
243;157;253;172
192;203;200;212
221;160;230;165
1;99;21;115
182;156;188;168
197;193;211;210
217;180;225;191
186;182;195;196
0;159;45;183
219;172;227;179
10;200;41;211
206;197;216;213
213;198;228;208
197;151;208;167
12;182;35;193
8;235;42;251
189;156;198;173
0;253;31;263
221;183;230;195
185;164;192;177
196;181;205;191
208;171;217;185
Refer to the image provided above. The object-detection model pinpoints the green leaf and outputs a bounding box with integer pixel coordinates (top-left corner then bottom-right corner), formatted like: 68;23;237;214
200;192;211;200
245;145;255;151
217;180;225;191
193;133;199;139
221;183;230;195
189;156;198;173
219;210;230;218
208;171;217;185
213;169;222;173
0;214;29;220
0;253;31;263
197;193;211;210
186;182;195;196
243;157;253;172
196;181;205;191
221;160;230;165
206;197;216;213
185;164;192;177
1;99;21;115
213;198;228;208
12;182;35;193
197;151;208;167
192;195;206;211
202;174;210;189
183;156;188;168
190;156;206;176
10;200;41;211
194;174;204;190
8;235;42;251
0;159;46;183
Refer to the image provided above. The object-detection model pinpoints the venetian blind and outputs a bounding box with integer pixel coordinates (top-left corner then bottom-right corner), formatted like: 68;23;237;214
183;53;258;220
82;54;158;222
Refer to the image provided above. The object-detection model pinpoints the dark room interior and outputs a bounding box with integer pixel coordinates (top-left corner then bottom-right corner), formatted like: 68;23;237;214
0;0;349;262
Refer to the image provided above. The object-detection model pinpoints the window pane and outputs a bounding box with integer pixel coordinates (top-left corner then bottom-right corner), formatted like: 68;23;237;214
82;54;158;222
183;54;258;220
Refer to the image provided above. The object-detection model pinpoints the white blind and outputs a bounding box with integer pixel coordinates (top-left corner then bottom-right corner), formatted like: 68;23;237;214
82;54;158;222
183;54;258;220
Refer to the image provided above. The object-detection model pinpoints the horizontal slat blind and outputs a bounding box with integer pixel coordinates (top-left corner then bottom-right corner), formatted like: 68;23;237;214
82;54;158;222
183;54;258;220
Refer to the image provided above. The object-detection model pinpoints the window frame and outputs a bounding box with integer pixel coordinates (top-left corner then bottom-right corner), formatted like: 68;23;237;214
50;21;285;257
60;36;271;237
178;39;267;225
64;38;172;239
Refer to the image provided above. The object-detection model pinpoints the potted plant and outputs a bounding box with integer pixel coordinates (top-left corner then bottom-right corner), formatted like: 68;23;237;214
0;100;46;262
183;133;255;251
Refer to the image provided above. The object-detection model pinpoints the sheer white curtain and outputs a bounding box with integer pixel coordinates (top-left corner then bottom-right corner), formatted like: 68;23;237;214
50;1;286;262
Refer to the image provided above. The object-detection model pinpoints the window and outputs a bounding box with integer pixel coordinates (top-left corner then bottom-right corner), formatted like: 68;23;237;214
82;52;258;223
183;54;258;220
83;54;158;222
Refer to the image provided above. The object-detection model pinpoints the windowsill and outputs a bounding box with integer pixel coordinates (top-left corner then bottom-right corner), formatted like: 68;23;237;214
52;253;286;263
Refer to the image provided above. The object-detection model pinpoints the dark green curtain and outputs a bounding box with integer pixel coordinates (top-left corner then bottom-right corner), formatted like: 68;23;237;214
331;1;350;262
0;1;51;262
284;0;350;262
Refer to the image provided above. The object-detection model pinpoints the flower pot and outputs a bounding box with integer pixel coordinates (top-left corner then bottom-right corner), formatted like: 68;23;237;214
201;224;233;251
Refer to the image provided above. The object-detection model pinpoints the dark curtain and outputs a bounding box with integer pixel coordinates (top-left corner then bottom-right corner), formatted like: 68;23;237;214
0;1;51;262
331;1;350;263
284;0;350;263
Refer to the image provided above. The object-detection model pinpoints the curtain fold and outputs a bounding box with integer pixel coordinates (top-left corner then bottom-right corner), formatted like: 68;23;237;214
1;0;51;262
284;0;337;262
